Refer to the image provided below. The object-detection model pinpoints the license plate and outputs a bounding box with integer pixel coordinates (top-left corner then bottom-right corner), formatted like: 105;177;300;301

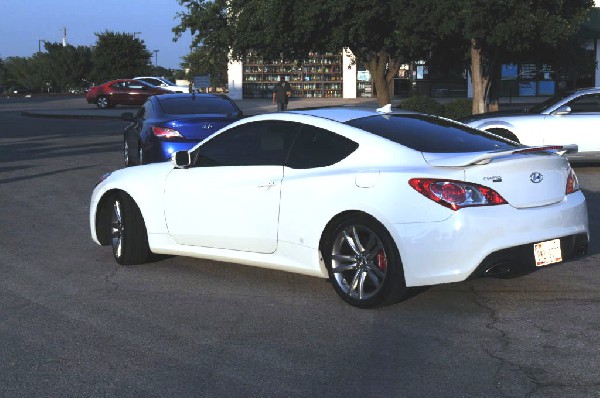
533;239;562;267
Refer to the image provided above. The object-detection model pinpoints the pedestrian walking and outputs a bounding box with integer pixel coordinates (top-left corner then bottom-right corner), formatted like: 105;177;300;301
272;76;291;111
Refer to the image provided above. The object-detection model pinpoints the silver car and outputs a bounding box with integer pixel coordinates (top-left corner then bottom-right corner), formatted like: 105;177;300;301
461;87;600;162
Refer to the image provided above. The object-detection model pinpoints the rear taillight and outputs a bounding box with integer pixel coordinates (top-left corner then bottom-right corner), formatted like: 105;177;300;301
566;168;580;194
151;126;182;139
409;178;507;211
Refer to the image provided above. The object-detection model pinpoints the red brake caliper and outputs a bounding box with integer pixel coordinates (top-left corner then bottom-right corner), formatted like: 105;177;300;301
376;251;387;271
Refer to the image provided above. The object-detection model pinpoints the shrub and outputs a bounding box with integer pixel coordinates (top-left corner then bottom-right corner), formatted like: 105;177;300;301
398;96;473;121
443;99;473;120
398;96;445;116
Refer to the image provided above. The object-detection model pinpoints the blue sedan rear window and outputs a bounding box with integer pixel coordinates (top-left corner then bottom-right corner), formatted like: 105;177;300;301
158;97;238;115
345;114;517;153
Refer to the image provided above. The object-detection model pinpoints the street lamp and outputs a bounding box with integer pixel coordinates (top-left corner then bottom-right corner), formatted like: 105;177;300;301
153;49;159;67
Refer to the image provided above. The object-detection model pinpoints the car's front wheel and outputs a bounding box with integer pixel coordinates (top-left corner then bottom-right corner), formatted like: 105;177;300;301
110;193;150;265
323;214;407;308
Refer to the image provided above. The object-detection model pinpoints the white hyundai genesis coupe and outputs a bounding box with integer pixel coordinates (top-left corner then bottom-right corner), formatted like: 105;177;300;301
90;107;589;308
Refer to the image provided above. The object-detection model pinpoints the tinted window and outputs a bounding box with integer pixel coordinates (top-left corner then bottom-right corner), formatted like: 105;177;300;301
193;121;297;167
346;114;517;153
159;96;238;115
286;124;358;169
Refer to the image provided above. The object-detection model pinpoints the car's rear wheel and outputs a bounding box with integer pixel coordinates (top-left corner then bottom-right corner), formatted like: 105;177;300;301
323;214;407;308
96;96;109;109
110;193;150;265
138;145;144;165
123;137;139;167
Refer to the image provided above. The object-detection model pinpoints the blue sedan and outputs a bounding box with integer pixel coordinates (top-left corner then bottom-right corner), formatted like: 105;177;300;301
122;93;243;166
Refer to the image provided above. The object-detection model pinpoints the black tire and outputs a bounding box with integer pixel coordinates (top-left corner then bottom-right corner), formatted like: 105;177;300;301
323;214;407;308
487;128;520;143
96;95;109;109
110;193;150;265
123;136;139;167
137;144;144;165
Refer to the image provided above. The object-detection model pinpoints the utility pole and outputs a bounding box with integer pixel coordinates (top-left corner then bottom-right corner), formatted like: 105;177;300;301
61;27;67;47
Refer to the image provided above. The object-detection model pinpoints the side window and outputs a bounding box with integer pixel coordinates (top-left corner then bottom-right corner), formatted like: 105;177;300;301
566;94;600;113
128;82;145;89
192;121;297;167
286;125;358;169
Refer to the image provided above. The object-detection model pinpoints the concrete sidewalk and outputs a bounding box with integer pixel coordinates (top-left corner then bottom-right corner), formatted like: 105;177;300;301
2;94;543;119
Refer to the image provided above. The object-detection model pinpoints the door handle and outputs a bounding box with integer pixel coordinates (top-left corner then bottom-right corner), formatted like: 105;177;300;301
258;181;276;190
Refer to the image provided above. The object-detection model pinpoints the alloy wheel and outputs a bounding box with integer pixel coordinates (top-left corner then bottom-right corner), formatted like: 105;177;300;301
111;199;123;259
330;225;388;301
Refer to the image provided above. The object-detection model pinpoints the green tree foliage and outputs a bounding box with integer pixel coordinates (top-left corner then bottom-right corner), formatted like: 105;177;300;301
174;0;430;105
182;45;228;89
1;54;49;93
437;0;594;113
43;42;93;92
91;31;152;83
174;0;593;110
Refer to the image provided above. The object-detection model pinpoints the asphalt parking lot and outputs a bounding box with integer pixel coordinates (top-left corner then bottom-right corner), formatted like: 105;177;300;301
0;95;598;397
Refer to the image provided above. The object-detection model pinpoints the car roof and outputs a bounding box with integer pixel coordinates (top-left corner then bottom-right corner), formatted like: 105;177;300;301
155;93;230;101
287;107;418;123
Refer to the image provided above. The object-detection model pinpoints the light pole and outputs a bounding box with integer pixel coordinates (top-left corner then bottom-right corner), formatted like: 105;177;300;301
153;49;159;67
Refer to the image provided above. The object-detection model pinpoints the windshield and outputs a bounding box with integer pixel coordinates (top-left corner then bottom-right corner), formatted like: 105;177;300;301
345;114;518;153
528;91;573;113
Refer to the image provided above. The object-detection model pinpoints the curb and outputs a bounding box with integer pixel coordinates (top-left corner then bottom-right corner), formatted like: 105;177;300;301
21;111;123;120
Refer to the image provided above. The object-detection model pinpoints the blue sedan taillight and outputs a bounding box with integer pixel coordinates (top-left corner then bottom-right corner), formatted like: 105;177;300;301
152;126;182;139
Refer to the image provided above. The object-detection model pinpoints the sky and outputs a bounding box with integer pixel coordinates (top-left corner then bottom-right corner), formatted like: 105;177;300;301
0;0;194;69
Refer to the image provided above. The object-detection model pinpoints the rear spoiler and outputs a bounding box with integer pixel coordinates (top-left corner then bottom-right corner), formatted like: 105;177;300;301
426;145;579;167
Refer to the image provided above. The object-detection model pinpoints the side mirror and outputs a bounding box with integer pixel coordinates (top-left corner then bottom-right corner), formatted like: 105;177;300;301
172;151;191;168
121;112;135;121
553;105;571;115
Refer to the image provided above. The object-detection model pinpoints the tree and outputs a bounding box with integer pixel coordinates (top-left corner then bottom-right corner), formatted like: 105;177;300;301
443;0;594;113
174;0;431;105
91;31;152;83
1;55;49;93
182;45;228;89
44;42;93;92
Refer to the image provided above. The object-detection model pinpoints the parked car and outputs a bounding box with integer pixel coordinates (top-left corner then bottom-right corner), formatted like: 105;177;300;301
121;93;243;166
90;107;589;308
134;76;189;93
461;87;600;162
85;79;170;109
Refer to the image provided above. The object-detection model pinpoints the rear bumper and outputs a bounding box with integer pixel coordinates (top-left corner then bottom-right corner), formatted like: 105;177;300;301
468;233;588;278
391;190;589;287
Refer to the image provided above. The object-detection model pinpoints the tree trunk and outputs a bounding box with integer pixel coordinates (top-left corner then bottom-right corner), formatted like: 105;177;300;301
470;39;488;115
487;58;501;112
368;51;402;107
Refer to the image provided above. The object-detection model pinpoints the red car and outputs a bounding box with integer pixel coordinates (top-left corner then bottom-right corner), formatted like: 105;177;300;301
86;79;170;109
